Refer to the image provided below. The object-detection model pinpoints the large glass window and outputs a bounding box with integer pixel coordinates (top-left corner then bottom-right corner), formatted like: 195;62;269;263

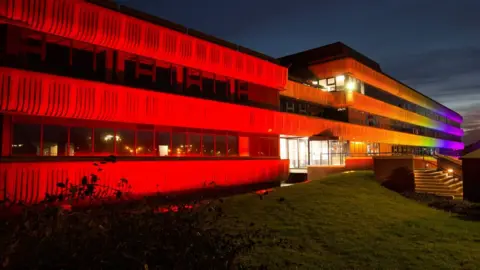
43;125;68;156
215;135;226;156
10;120;246;159
188;133;201;155
367;143;380;156
172;132;186;156
155;131;170;156
309;140;329;166
202;135;214;156
280;138;288;160
70;127;92;156
137;131;154;156
227;135;238;156
12;123;41;156
94;128;115;155
116;129;135;156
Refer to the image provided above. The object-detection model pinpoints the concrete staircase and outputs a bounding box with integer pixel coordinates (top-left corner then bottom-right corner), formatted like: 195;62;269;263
414;169;463;198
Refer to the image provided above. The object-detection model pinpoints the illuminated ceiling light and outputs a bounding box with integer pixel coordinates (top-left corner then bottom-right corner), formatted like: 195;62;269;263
104;134;114;141
336;75;345;81
104;134;121;142
311;80;319;85
346;81;356;91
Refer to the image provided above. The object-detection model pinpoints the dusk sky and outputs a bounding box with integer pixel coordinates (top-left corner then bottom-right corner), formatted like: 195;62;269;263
120;0;480;144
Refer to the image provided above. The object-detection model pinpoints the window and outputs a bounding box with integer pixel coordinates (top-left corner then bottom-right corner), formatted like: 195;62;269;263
137;130;154;156
12;123;41;156
227;135;238;156
367;143;380;156
70;127;92;156
116;129;135;156
202;72;215;99
155;131;170;156
202;135;214;156
215;135;226;156
94;128;115;155
188;133;201;155
43;125;68;156
172;131;186;156
215;76;229;101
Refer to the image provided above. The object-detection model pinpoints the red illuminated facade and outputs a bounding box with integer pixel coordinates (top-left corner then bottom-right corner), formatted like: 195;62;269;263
0;0;463;204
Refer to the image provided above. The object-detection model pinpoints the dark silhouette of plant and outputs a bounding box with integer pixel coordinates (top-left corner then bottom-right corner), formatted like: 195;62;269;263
44;155;131;205
0;156;286;269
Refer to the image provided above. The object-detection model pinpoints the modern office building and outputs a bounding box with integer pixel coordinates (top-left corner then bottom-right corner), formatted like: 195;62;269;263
0;0;463;204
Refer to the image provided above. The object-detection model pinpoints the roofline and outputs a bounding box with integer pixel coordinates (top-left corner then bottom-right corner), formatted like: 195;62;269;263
302;55;463;121
87;0;280;65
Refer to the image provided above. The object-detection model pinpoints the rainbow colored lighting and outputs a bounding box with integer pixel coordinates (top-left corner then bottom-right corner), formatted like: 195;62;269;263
0;67;463;150
282;82;463;137
309;58;463;124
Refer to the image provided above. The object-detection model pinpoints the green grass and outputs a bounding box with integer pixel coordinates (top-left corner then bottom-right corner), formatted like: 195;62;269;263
220;171;480;269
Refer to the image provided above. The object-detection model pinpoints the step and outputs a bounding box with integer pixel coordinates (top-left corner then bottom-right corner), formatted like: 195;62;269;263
448;181;463;189
415;188;463;195
414;169;437;173
415;177;457;184
415;185;461;192
416;191;463;199
414;172;447;178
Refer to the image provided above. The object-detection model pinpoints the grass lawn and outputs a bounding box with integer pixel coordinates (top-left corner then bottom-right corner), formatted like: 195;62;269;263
220;171;480;269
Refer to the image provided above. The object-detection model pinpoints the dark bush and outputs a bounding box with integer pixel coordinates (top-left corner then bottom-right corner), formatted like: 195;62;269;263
0;156;278;269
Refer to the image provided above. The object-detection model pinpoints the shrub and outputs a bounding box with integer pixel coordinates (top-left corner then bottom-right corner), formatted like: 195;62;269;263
0;156;277;269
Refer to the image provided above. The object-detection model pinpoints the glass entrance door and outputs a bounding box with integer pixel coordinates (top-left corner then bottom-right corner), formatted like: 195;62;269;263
287;139;298;168
298;138;308;168
283;137;310;169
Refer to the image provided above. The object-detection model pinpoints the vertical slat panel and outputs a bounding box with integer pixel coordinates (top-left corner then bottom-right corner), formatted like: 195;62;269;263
0;0;288;89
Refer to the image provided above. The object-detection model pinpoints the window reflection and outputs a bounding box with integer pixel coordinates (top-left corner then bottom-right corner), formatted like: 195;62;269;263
189;134;201;155
43;125;68;156
12;123;40;156
172;132;186;156
202;135;214;156
116;129;135;156
137;131;154;156
227;136;238;156
216;135;226;156
11;122;243;159
94;128;115;155
70;127;92;156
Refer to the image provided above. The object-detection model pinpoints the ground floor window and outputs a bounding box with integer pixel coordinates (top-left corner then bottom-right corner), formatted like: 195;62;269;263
9;117;248;158
367;143;380;156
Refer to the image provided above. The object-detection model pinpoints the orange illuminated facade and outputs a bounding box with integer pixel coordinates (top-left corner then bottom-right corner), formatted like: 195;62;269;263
0;1;463;203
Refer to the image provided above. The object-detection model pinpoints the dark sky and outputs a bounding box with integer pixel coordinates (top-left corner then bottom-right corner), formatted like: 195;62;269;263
119;0;480;144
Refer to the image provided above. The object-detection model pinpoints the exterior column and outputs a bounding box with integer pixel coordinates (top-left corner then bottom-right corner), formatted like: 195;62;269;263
229;78;235;102
175;66;184;93
105;49;114;82
0;114;12;157
115;51;125;83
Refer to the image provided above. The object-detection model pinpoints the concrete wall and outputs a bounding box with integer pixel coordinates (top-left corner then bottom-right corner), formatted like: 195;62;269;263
346;157;373;170
373;156;415;193
413;157;437;170
463;158;480;202
438;155;462;177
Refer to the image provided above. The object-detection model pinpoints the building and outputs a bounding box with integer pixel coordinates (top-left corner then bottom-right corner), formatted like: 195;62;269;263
278;42;463;169
0;0;463;204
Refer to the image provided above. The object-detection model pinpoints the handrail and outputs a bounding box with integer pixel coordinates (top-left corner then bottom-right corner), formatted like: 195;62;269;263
420;154;462;182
